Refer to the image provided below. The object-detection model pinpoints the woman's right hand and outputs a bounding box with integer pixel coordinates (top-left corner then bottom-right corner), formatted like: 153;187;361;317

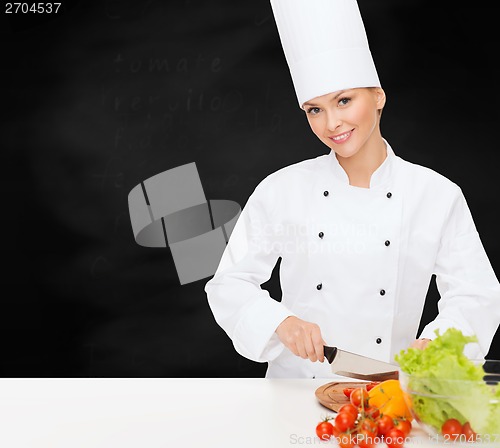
275;316;326;362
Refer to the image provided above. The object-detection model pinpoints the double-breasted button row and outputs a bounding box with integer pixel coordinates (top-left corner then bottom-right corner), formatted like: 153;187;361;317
319;189;393;308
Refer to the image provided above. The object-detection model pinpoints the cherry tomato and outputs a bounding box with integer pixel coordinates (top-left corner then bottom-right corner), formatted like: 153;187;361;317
343;387;355;398
315;421;335;441
364;406;380;420
337;432;356;448
361;418;379;436
365;382;380;391
385;428;405;448
393;418;412;437
350;387;369;408
462;422;478;442
357;429;378;448
338;403;359;418
441;418;462;441
376;414;394;436
335;411;357;432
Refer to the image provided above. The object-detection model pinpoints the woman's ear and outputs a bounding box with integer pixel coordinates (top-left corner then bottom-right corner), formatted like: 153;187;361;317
374;87;386;110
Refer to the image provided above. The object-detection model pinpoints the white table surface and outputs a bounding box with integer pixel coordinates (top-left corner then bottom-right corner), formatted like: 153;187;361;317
0;378;488;448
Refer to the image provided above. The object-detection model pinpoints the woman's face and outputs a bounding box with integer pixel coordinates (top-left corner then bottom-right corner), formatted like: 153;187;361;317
303;87;386;158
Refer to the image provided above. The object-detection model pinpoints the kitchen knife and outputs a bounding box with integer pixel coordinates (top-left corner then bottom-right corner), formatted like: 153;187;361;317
324;345;399;381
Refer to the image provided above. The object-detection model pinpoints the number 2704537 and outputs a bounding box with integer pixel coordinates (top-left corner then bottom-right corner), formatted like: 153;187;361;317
5;3;61;14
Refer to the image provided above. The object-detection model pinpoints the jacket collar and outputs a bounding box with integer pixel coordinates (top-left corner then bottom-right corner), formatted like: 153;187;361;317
327;138;395;189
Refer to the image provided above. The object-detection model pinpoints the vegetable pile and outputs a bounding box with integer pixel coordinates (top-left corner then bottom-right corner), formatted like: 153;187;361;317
395;328;500;440
315;381;413;447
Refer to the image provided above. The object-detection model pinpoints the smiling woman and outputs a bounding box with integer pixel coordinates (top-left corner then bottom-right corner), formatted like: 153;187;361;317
303;88;386;187
204;0;500;379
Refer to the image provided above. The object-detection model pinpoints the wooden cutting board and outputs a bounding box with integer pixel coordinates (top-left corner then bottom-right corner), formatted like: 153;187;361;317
315;381;368;412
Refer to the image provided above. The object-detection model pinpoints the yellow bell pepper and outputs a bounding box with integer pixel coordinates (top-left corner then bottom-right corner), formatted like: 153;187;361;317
367;380;413;421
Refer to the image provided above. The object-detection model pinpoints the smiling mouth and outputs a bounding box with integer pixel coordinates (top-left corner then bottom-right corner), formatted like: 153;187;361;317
329;129;353;143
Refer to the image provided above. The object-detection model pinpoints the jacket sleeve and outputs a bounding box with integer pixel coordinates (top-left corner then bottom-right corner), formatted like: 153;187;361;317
204;179;296;363
420;186;500;358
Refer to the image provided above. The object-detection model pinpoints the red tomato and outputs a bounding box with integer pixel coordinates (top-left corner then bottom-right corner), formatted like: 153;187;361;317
361;418;379;436
335;411;357;432
441;418;462;441
462;422;478;442
357;429;378;448
337;432;356;448
338;403;359;418
393;418;412;437
364;406;380;420
385;428;405;448
365;382;381;391
350;387;369;408
343;387;355;398
315;421;335;441
376;414;394;436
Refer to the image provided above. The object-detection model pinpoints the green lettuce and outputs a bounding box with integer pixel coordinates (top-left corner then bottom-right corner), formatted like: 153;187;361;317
395;328;499;436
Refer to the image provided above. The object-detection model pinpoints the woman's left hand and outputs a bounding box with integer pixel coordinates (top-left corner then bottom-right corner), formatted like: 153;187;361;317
410;338;432;350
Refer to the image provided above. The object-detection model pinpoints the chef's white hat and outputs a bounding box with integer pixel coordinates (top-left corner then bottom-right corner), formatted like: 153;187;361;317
270;0;381;108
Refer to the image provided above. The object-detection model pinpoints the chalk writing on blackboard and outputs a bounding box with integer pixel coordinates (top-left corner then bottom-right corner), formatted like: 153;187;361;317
114;52;222;74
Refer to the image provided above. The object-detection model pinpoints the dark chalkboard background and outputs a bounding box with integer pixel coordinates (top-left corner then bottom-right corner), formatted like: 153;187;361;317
2;0;499;377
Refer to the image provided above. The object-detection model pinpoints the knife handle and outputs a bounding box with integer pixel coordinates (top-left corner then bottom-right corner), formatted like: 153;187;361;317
323;345;337;363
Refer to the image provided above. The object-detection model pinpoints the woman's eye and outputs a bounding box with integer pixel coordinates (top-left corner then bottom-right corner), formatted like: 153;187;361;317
307;107;321;115
338;97;351;106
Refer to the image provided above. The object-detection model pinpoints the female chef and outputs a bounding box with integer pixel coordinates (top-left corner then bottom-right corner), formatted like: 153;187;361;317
204;0;500;378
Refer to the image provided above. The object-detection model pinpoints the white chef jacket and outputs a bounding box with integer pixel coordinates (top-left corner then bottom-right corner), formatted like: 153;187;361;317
205;140;500;378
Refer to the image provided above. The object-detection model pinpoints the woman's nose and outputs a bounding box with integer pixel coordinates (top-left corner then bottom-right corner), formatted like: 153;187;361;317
326;111;342;131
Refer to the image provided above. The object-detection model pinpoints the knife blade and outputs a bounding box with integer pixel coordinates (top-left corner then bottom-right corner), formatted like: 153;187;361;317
324;345;399;382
